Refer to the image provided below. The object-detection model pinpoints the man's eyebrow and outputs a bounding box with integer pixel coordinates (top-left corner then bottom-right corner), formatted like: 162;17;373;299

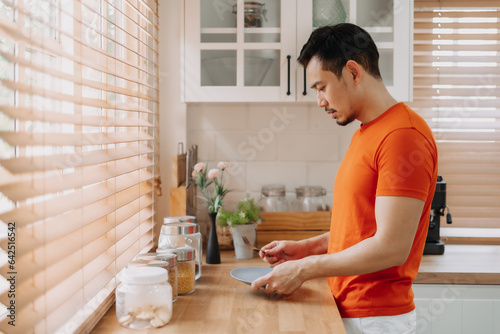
310;81;321;89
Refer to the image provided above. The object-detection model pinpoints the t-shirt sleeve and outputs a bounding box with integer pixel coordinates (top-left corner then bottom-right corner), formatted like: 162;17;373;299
375;128;437;200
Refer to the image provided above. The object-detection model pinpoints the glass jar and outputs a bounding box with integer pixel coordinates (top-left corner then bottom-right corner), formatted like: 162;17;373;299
134;253;178;302
292;186;329;212
260;184;288;212
116;267;172;329
232;2;268;28
163;215;197;224
158;222;202;280
159;247;196;295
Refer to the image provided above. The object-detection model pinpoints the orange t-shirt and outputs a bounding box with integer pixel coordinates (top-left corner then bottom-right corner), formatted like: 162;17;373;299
327;102;438;318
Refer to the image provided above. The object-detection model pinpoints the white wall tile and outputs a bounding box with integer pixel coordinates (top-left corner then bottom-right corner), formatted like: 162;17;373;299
277;134;339;161
187;131;216;162
247;104;308;133
188;103;246;131
187;103;354;204
246;162;308;193
215;132;277;162
462;300;493;334
307;162;340;193
223;162;246;192
308;105;338;133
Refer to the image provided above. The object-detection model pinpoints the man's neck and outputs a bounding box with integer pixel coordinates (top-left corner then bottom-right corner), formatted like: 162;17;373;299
356;79;398;125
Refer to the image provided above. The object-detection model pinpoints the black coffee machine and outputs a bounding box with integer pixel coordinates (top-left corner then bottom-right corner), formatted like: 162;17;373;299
424;175;452;255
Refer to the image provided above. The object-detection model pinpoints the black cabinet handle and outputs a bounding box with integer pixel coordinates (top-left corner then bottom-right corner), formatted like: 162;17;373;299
302;67;307;96
286;55;291;96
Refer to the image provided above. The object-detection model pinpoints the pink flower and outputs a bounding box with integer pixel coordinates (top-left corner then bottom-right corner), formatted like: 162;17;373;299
207;168;220;179
192;170;198;177
217;161;229;170
194;163;205;172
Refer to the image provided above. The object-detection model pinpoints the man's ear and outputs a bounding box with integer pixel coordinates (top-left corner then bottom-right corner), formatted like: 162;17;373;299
345;60;361;85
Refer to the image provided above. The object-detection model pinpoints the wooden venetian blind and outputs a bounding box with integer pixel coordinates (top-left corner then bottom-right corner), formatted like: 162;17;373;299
410;0;500;228
0;0;159;332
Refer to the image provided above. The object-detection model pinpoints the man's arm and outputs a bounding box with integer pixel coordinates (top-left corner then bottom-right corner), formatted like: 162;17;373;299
252;196;424;294
258;231;330;266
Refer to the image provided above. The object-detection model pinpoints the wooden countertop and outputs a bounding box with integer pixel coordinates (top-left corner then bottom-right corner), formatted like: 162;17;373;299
415;244;500;285
93;244;500;333
92;251;346;334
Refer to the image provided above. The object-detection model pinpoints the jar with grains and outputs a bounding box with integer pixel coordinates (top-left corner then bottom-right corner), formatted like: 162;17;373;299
159;247;195;295
158;221;202;280
116;267;172;329
260;184;288;212
133;253;178;302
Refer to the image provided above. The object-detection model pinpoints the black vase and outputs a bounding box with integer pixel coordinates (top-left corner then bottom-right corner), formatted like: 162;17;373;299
206;212;221;264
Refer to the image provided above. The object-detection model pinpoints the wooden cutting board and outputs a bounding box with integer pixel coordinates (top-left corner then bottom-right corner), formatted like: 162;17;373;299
172;152;186;188
170;185;187;216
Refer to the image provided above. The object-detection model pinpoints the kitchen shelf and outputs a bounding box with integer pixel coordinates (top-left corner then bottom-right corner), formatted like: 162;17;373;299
200;27;282;34
363;26;393;34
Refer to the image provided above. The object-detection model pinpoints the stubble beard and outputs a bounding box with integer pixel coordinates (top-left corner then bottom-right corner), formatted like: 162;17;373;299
336;112;356;126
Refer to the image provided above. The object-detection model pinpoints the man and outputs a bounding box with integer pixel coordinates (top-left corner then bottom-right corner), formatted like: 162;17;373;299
251;24;438;334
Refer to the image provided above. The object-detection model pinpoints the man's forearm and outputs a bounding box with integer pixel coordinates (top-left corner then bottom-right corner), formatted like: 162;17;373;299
299;232;330;257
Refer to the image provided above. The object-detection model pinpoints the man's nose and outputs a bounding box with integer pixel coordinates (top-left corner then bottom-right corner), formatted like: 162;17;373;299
317;95;327;108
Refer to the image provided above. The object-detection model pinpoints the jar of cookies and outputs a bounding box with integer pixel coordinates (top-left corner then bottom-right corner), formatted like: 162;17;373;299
115;267;172;329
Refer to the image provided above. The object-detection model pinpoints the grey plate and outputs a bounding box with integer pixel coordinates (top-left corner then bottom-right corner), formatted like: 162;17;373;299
230;266;272;285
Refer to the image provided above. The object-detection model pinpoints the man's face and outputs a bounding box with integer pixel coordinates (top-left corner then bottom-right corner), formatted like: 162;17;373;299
306;56;357;126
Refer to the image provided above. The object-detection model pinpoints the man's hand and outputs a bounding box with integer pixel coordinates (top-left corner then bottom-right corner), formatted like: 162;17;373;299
258;240;308;267
251;259;306;296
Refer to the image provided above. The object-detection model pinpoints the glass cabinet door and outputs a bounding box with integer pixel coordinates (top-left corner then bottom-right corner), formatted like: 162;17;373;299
353;0;412;101
296;0;349;102
296;0;412;103
354;0;395;86
185;0;296;102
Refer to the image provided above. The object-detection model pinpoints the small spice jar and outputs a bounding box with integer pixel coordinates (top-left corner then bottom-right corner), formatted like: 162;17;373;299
260;184;289;212
133;253;178;302
115;266;172;329
158;222;202;280
159;247;195;295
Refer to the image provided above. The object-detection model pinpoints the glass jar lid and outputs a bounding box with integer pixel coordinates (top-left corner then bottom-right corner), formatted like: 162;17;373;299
136;253;177;267
128;259;169;268
158;247;195;261
161;222;199;235
120;266;168;285
164;215;197;224
261;184;286;197
295;186;326;197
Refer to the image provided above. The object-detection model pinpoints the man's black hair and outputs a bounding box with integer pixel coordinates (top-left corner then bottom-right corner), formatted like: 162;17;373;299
298;23;382;80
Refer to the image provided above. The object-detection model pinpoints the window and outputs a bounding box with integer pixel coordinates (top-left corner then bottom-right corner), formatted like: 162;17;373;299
0;0;159;332
410;0;499;228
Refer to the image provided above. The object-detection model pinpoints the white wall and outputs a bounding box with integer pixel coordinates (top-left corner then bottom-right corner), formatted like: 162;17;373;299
186;102;358;218
157;1;187;233
157;2;358;229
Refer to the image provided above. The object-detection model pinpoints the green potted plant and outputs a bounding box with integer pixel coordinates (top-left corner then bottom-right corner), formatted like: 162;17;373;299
217;196;262;259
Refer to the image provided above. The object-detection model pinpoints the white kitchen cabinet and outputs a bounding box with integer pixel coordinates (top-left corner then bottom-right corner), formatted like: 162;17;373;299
182;0;413;103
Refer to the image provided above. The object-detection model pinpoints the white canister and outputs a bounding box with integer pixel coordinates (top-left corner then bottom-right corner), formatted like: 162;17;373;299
115;266;172;329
